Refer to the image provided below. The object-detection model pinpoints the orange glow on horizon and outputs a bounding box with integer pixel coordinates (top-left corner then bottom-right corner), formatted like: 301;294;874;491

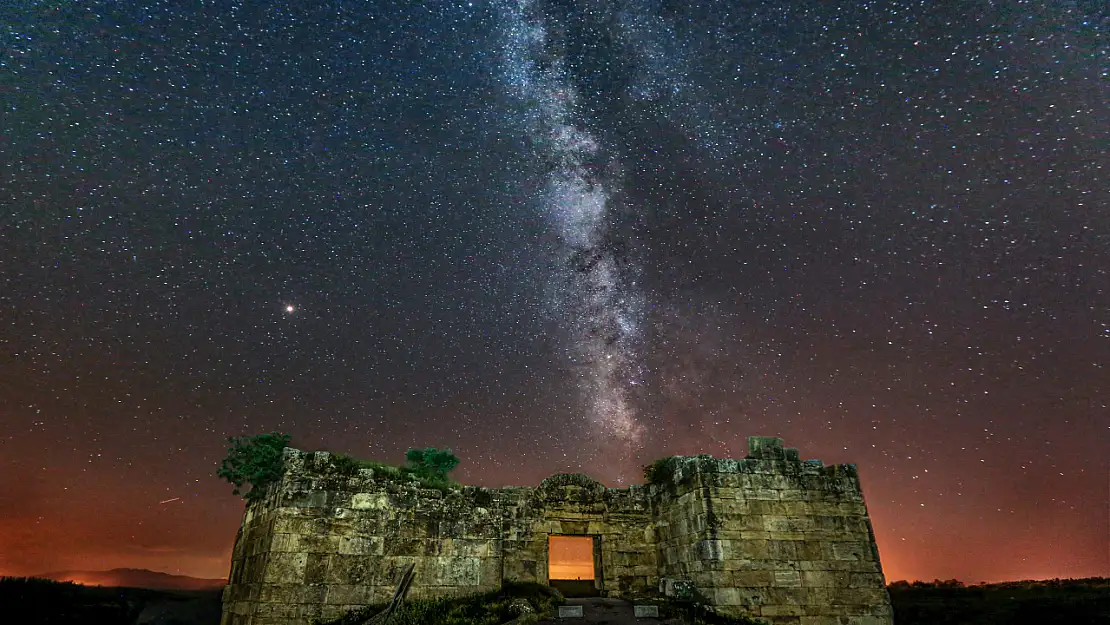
548;535;594;580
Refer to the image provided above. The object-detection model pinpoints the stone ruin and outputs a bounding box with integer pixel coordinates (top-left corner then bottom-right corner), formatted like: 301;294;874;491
220;436;893;625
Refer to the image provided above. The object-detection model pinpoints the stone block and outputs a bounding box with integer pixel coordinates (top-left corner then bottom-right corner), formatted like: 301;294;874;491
300;534;341;553
697;539;724;561
748;436;785;459
558;605;584;618
767;531;807;541
714;499;752;517
812;515;847;532
747;500;786;515
764;516;811;533
768;586;812;608
713;587;746;606
829;587;889;606
775;569;803;587
268;533;300;553
435;556;481;586
724;557;771;571
337;535;381;556
748;488;781;500
767;540;798;560
728;539;768;559
849;572;886;588
297;603;324;620
837;502;868;516
802;570;849;588
731;570;774;587
827;541;869;561
804;501;840;516
325;584;375;605
796;540;825;561
262;552;307;584
318;605;346;622
801;559;875;572
822;603;875;617
304;553;331;584
384;538;423;557
761;604;806;617
229;600;252;616
325;554;383;585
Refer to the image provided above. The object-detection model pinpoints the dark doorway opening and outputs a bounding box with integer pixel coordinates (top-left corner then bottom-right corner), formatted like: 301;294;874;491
547;535;599;597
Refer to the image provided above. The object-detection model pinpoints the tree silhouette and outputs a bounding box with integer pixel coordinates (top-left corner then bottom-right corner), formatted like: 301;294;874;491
404;447;460;479
217;432;292;501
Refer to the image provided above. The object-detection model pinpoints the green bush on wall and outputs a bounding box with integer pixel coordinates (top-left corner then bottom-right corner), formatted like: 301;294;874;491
324;452;459;492
643;456;679;485
405;447;460;479
216;432;291;501
217;435;464;500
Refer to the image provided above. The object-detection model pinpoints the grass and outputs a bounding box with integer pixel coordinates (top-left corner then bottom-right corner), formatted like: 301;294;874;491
316;582;563;625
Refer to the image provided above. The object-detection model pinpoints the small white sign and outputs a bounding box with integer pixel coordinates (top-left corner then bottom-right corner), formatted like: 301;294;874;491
558;605;585;618
634;605;660;618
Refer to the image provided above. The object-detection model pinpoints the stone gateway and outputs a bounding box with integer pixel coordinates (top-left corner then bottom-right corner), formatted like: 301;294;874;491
220;436;893;625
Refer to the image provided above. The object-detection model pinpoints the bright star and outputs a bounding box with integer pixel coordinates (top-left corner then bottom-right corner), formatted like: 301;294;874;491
285;305;295;313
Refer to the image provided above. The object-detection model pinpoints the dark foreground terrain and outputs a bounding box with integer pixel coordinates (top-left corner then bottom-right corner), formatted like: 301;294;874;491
1;577;222;625
889;577;1109;625
4;576;1106;625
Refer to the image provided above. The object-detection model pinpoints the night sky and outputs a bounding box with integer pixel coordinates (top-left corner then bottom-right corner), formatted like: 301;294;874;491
2;1;1107;585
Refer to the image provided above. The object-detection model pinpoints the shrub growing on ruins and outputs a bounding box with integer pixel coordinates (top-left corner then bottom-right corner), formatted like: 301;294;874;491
643;456;678;485
216;432;291;501
319;451;459;492
405;447;460;479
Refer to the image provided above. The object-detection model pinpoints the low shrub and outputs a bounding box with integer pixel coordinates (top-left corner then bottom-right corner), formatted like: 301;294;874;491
324;453;458;492
643;456;679;485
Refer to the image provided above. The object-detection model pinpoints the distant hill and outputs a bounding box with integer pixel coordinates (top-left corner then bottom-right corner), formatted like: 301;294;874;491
34;568;226;591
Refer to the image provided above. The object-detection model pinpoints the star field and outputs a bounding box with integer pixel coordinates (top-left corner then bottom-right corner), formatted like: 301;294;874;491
1;0;1106;583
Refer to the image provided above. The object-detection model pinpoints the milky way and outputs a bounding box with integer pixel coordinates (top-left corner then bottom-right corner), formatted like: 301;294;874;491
499;0;648;455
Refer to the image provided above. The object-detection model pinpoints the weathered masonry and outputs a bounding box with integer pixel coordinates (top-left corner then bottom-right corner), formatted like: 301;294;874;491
221;436;893;625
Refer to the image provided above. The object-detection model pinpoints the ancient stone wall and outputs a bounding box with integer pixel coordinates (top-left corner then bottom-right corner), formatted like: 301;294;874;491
220;437;892;625
222;451;508;624
649;439;892;624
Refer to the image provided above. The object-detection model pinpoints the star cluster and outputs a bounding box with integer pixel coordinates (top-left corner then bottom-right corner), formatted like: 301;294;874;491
1;0;1106;583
